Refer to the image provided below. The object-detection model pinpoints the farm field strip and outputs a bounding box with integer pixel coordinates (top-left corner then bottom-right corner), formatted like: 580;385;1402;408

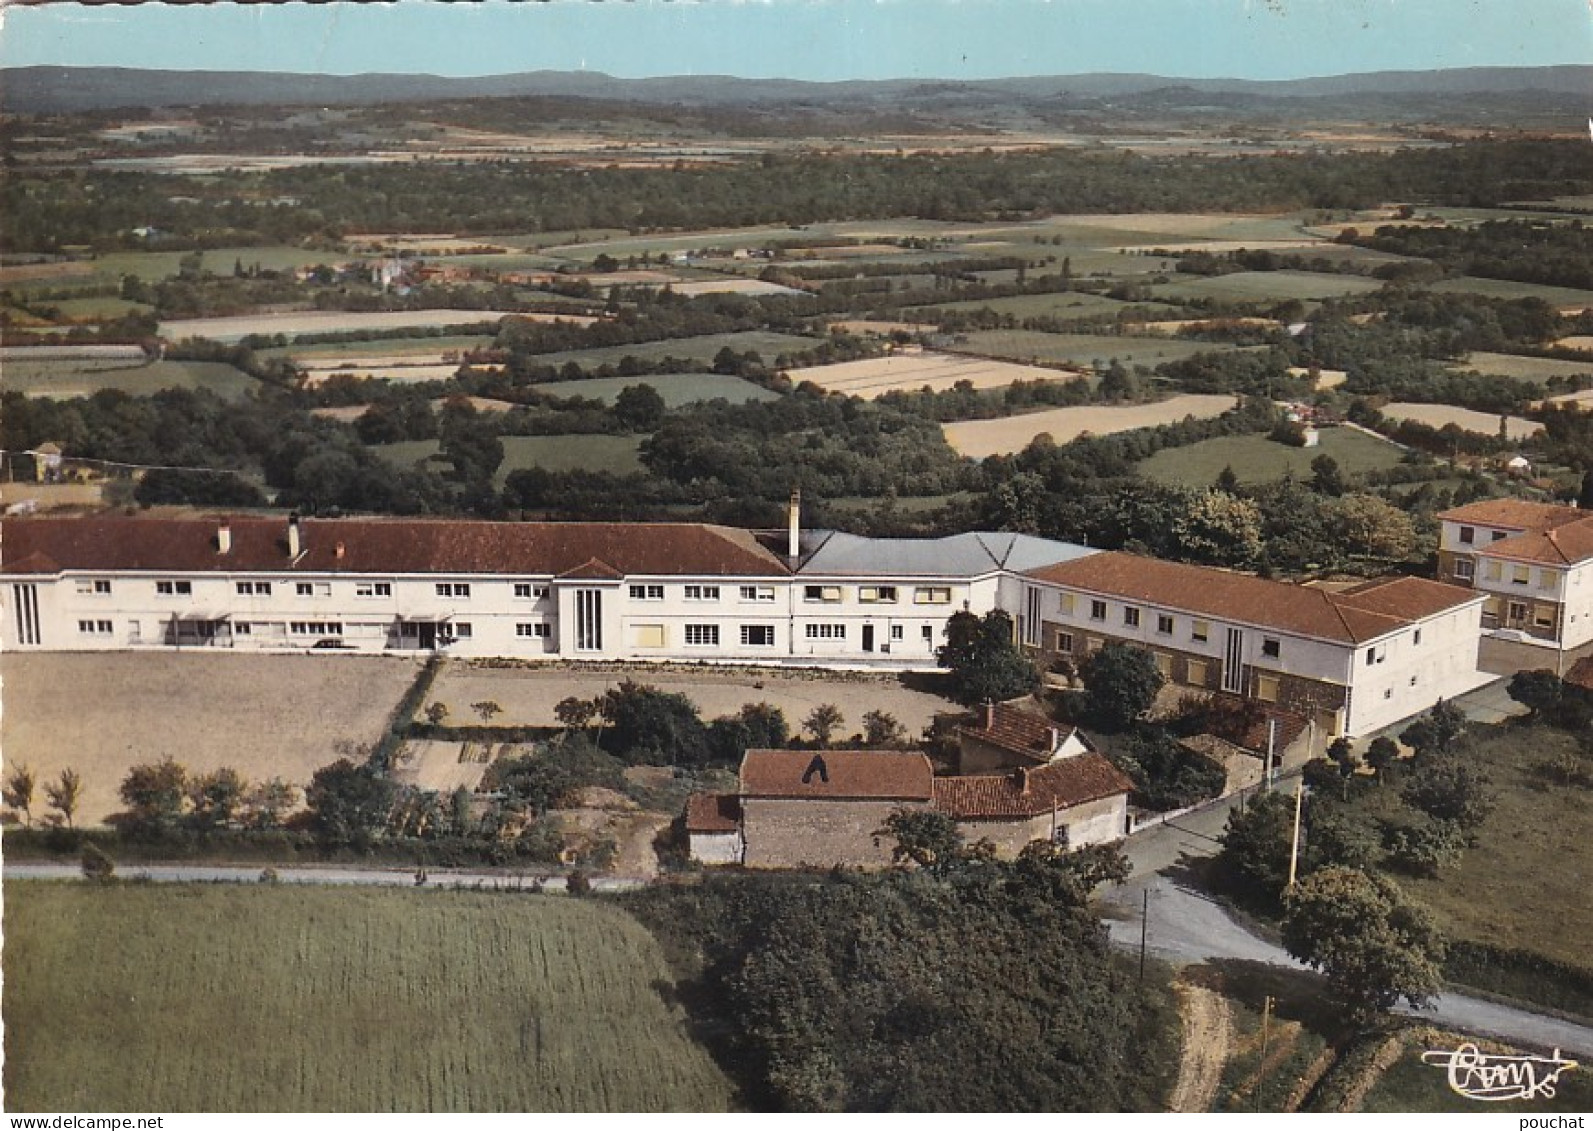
375;433;645;480
942;394;1236;457
1449;351;1593;381
518;330;818;370
1380;402;1544;439
786;350;1081;397
3;884;734;1112
526;372;780;406
953;329;1245;368
161;310;592;343
1429;277;1593;310
4;359;259;400
1148;270;1386;302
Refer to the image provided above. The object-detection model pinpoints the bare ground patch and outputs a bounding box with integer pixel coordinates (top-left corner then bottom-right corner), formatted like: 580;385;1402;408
0;652;422;826
1169;974;1234;1113
943;394;1236;458
426;661;962;738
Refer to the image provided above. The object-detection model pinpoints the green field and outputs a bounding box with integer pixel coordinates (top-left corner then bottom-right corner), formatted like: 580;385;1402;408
6;358;258;400
10;247;343;290
46;296;155;321
523;330;818;370
1149;270;1386;303
1136;427;1407;485
912;291;1179;321
1450;351;1593;382
1393;725;1593;971
953;329;1243;369
259;335;498;362
530;372;780;406
1430;276;1593;308
3;884;734;1112
376;433;644;481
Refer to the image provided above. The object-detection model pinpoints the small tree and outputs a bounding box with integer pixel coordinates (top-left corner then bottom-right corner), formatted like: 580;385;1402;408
1400;756;1494;833
1507;670;1563;719
471;700;503;724
1080;643;1165;731
861;710;907;748
937;609;1039;706
244;777;299;830
1399;700;1466;760
877;808;964;875
3;763;37;826
1364;737;1400;784
424;702;451;726
803;704;845;748
119;758;189;833
1327;737;1359;800
1281;866;1445;1017
555;696;599;734
187;767;246;832
1217;791;1295;899
44;767;82;830
306;758;397;846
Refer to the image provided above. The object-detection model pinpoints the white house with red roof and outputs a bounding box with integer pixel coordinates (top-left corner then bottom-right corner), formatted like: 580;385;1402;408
1436;498;1593;654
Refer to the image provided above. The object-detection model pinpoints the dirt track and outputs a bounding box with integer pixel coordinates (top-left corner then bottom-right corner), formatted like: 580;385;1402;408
1169;975;1234;1113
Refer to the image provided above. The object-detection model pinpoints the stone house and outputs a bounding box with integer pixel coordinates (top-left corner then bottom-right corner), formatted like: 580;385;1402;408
684;793;743;865
931;756;1133;856
737;748;934;869
957;700;1093;774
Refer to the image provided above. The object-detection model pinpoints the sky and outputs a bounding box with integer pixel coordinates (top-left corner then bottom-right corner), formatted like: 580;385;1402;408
0;0;1589;83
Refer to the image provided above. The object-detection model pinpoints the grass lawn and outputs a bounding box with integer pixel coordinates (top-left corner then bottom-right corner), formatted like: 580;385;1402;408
1149;270;1386;303
1136;427;1408;486
5;358;258;400
2;884;734;1112
911;291;1180;321
1391;724;1593;972
375;433;644;481
953;329;1242;369
1430;277;1593;309
1450;351;1593;382
12;247;344;288
521;330;818;370
529;372;779;406
260;335;498;362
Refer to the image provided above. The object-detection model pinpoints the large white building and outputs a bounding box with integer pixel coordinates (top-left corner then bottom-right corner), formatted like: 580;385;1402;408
0;512;1091;668
1;509;1492;735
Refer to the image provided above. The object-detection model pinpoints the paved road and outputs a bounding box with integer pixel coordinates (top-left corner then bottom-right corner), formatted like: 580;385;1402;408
2;862;648;892
1103;803;1593;1059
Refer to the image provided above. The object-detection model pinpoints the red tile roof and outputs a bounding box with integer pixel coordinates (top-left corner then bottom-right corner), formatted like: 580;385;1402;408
685;793;742;833
1437;499;1586;532
1565;656;1593;693
1331;575;1487;623
739;749;934;801
1025;552;1478;645
0;515;789;578
958;702;1082;764
932;754;1133;820
1480;516;1593;566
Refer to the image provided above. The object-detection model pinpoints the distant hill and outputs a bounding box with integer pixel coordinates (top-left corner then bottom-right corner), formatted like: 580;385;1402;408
2;64;1589;116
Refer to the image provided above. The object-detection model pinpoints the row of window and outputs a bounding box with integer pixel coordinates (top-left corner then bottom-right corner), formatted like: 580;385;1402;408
1061;594;1296;659
93;579;554;600
1454;556;1561;590
1456;526;1509;546
802;585;951;605
629;584;781;602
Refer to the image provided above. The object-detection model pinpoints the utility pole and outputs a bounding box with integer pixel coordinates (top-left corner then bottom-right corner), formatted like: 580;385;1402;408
1139;888;1149;983
1287;776;1305;890
1255;995;1273;1113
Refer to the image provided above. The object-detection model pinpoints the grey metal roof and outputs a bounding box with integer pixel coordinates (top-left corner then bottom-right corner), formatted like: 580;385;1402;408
796;530;1095;578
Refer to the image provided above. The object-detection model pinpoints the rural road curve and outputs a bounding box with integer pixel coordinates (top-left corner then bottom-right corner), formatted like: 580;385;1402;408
1103;805;1593;1060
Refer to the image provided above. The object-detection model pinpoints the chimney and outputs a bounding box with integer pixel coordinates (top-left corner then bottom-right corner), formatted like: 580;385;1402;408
787;487;802;560
216;521;232;555
335;541;346;561
287;512;301;559
1013;766;1029;795
984;700;995;730
1048;726;1061;754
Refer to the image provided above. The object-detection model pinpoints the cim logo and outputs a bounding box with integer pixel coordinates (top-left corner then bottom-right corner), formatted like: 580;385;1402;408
1421;1043;1579;1102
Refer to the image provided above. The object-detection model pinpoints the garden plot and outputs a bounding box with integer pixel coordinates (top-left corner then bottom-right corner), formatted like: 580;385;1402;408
667;278;807;298
1381;402;1543;439
943;394;1236;458
786;350;1081;398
